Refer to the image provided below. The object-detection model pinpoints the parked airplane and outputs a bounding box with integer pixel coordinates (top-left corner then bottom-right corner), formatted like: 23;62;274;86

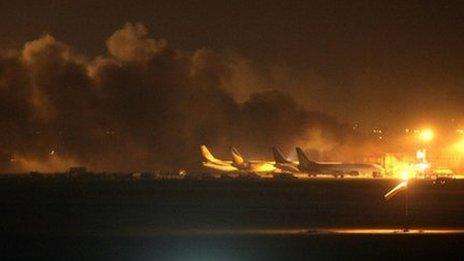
200;145;276;177
272;146;383;177
272;147;300;173
229;146;276;176
200;145;237;172
295;147;384;178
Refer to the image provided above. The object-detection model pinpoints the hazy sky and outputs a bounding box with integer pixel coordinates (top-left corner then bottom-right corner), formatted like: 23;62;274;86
1;0;464;128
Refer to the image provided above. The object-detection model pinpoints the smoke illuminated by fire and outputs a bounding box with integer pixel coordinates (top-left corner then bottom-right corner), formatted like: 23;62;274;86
0;23;358;172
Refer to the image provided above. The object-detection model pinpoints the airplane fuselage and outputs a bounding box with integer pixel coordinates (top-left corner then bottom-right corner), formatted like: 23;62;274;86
274;162;300;173
232;160;277;174
306;163;384;177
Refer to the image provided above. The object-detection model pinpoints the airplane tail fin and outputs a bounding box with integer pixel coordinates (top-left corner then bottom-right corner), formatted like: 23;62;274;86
296;147;318;171
230;146;245;165
200;145;220;163
272;147;290;164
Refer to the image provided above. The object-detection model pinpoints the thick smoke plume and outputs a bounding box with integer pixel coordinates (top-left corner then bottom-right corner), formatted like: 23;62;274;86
0;23;356;172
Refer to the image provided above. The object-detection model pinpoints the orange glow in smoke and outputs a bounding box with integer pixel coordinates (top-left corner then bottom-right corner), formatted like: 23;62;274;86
418;129;434;143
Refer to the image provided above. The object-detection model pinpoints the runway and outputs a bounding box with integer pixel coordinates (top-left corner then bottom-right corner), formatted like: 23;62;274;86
137;227;464;236
1;178;464;259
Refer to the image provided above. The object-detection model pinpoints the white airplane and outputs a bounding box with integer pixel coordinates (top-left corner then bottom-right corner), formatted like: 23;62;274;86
272;146;384;178
296;147;384;177
200;145;276;177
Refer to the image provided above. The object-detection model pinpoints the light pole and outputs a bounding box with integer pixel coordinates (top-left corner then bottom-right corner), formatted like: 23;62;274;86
417;129;434;178
385;170;410;232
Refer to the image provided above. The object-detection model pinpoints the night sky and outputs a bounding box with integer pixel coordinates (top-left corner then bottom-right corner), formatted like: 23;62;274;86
0;1;463;171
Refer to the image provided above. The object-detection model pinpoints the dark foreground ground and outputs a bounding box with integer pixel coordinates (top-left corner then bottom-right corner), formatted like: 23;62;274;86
1;177;464;260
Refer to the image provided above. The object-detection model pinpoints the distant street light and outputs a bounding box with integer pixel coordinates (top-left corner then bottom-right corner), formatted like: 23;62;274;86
416;129;434;178
418;129;434;143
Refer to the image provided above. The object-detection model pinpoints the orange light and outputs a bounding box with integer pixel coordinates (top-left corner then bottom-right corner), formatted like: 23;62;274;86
416;149;426;161
418;129;434;142
451;138;464;154
400;170;411;181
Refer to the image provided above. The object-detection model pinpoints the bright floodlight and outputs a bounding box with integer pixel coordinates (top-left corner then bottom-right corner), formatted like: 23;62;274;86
419;129;434;142
400;169;411;181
